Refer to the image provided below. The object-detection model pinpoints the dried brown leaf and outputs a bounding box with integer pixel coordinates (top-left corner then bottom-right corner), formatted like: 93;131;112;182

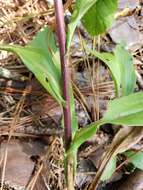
118;170;143;190
88;126;143;190
0;139;46;190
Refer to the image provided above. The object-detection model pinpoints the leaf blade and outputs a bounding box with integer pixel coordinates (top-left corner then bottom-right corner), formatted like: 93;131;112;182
69;120;104;153
114;44;136;96
0;27;64;105
82;0;118;36
70;92;143;153
125;151;143;170
67;0;98;50
101;156;117;181
88;44;136;97
104;92;143;125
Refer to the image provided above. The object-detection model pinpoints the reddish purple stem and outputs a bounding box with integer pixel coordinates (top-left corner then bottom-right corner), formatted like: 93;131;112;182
54;0;72;150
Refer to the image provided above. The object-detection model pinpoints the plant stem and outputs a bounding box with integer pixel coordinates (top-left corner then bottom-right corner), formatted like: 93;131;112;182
54;0;72;151
54;1;74;189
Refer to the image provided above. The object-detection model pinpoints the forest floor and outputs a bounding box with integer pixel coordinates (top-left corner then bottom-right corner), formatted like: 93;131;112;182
0;0;143;190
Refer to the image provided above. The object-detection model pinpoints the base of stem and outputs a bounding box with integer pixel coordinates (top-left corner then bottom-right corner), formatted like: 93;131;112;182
66;154;75;190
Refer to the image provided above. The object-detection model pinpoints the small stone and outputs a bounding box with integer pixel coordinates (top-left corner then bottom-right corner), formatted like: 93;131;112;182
118;0;140;10
109;16;143;52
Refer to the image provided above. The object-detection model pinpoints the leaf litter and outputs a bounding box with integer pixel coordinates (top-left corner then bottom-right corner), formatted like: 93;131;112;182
0;0;143;190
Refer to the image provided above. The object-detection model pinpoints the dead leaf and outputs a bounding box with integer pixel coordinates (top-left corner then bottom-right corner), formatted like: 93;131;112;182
0;139;46;190
76;159;96;189
88;126;143;190
118;170;143;190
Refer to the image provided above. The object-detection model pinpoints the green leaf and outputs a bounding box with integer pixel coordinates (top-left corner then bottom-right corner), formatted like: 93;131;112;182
92;126;143;184
101;156;117;181
103;92;143;125
88;49;120;96
0;27;78;137
67;0;98;50
70;87;78;136
125;151;143;170
0;27;64;105
69;92;143;152
82;0;118;36
69;120;104;153
30;28;78;135
29;26;61;71
69;91;143;182
114;44;136;96
88;44;136;97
